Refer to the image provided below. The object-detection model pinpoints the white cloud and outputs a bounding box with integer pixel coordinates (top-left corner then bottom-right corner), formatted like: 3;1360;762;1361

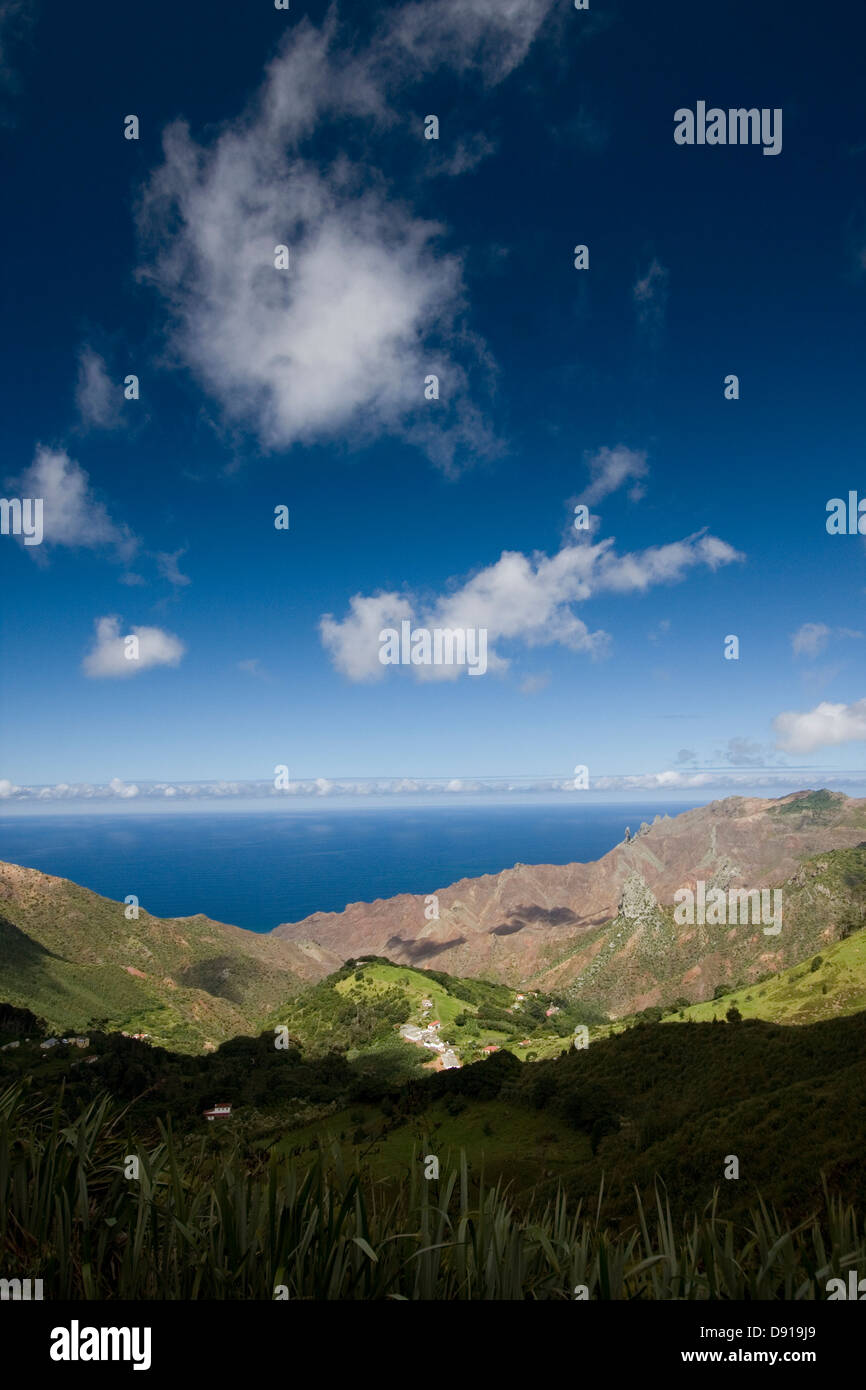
82;616;186;679
320;526;744;681
135;5;556;472
11;445;136;561
108;777;140;799
2;771;864;803
321;593;414;681
594;771;718;790
0;778;19;797
774;698;866;753
75;348;121;429
580;445;649;505
791;622;862;657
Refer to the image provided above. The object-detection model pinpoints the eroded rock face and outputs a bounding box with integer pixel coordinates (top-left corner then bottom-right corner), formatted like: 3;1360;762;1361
618;871;660;926
273;791;866;1014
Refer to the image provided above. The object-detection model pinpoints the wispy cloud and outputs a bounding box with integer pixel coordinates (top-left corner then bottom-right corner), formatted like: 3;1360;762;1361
155;548;191;588
75;348;122;430
428;132;498;177
519;672;551;695
791;622;862;657
714;737;781;767
579;445;649;505
237;658;271;680
633;257;669;335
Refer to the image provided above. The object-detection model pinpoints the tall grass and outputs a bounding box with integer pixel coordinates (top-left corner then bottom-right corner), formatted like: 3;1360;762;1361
1;1084;862;1299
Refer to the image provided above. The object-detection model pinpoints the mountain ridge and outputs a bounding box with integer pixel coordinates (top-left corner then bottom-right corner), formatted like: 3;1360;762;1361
2;790;864;1045
273;790;866;1011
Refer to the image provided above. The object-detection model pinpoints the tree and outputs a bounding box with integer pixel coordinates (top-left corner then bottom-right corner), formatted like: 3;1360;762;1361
726;1005;743;1023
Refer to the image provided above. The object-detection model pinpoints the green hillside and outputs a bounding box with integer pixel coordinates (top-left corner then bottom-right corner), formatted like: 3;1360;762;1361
542;844;866;1030
265;954;588;1072
664;926;866;1027
258;1006;866;1226
0;863;339;1051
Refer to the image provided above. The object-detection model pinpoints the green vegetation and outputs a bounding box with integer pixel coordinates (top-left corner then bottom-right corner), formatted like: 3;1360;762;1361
7;985;865;1233
661;924;866;1027
269;961;412;1053
2;1083;863;1300
2;829;865;1299
262;956;592;1070
0;883;328;1052
769;790;854;823
3;837;863;1056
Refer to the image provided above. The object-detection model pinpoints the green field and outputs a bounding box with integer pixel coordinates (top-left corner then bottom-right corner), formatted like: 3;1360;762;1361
268;1095;591;1192
663;928;866;1027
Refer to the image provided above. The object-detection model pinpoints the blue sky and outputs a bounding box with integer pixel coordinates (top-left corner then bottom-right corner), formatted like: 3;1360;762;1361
1;0;865;808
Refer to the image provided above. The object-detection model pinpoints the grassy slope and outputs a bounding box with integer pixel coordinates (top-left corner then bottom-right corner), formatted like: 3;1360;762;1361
0;863;337;1050
334;961;523;1055
256;907;866;1219
273;957;572;1067
1;837;862;1052
532;844;866;1021
268;1097;591;1193
260;1007;866;1223
664;927;866;1025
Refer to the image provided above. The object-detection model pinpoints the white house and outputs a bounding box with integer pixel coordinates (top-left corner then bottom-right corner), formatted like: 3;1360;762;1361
203;1103;232;1121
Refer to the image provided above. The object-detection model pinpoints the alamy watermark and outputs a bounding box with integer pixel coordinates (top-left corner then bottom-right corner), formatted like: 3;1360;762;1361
0;497;43;545
674;881;782;936
826;492;866;534
1;1276;43;1299
674;103;782;156
49;1322;151;1370
379;620;488;675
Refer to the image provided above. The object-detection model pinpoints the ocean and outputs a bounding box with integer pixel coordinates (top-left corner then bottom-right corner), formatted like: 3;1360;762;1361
0;802;700;933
